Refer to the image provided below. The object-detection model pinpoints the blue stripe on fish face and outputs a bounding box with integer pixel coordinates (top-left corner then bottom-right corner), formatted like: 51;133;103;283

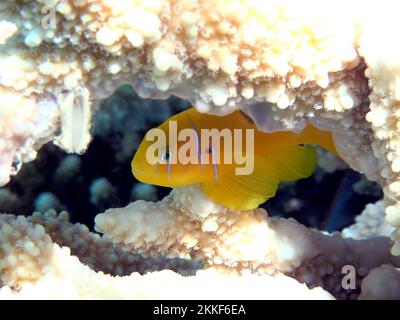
167;158;171;179
210;140;218;183
185;114;203;168
159;148;173;179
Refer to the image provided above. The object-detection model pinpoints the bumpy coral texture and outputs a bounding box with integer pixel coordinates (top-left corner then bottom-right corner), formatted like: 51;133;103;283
95;185;400;300
2;0;400;299
358;265;400;300
342;200;395;240
0;209;333;299
1;186;400;299
1;0;400;253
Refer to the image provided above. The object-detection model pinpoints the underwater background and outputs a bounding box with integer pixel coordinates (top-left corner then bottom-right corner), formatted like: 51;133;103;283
0;85;382;231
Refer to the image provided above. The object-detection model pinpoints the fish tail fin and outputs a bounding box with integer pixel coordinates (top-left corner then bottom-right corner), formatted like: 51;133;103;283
202;145;317;211
299;124;338;155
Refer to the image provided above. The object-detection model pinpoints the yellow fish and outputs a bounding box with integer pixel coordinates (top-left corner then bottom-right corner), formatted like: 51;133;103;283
132;107;337;211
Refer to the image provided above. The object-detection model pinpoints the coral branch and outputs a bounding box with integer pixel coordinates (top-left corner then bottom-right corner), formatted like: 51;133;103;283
95;186;400;299
2;0;400;299
0;210;332;299
359;265;400;300
2;186;400;299
2;0;400;252
342;200;395;240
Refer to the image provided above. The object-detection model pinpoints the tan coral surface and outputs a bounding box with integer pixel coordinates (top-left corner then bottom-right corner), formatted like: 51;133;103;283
2;0;400;299
0;208;333;299
2;187;400;299
1;0;400;252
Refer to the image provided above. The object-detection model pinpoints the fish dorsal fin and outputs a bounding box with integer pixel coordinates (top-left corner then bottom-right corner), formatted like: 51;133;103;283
239;110;256;127
201;145;317;211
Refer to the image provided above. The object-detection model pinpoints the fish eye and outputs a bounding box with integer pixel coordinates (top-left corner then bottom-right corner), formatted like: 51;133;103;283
161;148;173;162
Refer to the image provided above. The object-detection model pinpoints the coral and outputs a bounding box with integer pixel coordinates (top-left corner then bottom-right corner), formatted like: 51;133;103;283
359;265;400;300
1;0;400;299
130;182;158;202
316;147;348;175
0;214;54;288
89;177;120;210
0;235;333;300
0;210;200;292
34;192;61;213
1;0;400;253
0;210;330;299
26;210;200;277
0;89;58;186
352;177;382;198
0;89;186;223
342;200;395;240
0;188;20;213
53;154;82;184
95;185;400;299
1;187;400;299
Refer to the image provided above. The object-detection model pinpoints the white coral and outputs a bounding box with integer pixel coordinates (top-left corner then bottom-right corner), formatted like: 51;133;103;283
1;246;334;300
0;211;334;299
2;0;400;298
95;185;318;270
0;90;58;185
2;187;400;299
342;200;395;240
2;0;400;251
95;186;400;299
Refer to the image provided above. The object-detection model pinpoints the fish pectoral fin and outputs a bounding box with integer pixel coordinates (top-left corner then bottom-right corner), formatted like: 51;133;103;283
267;145;317;182
201;145;317;211
202;172;280;211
